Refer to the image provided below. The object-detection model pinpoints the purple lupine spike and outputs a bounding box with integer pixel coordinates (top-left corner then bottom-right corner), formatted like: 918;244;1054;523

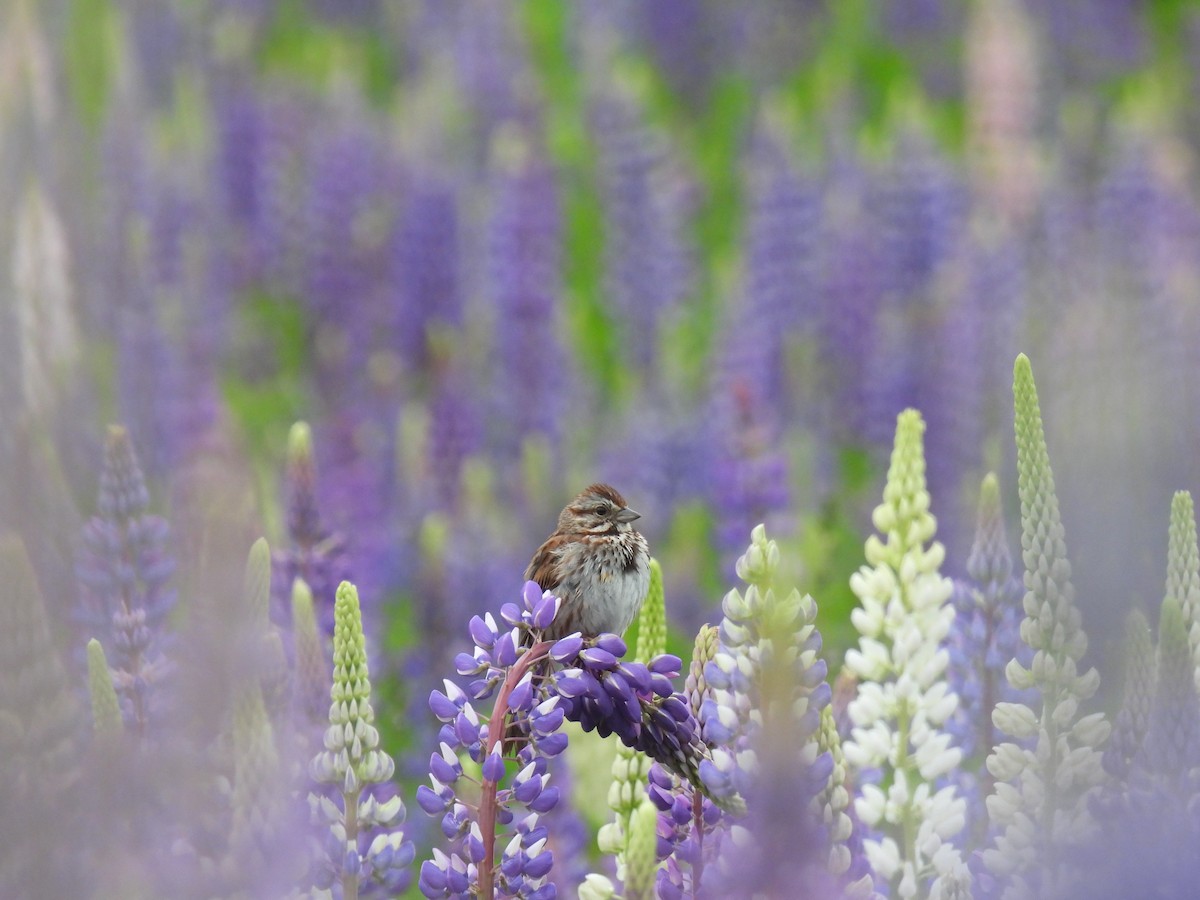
115;285;184;481
76;426;176;735
391;175;462;371
425;350;481;513
814;163;888;451
708;313;791;579
213;78;262;229
741;119;821;413
484;127;569;460
635;0;718;109
943;473;1032;843
421;579;739;898
303;116;388;327
914;286;986;571
316;411;402;617
1035;0;1146;86
874;136;968;305
251;87;310;295
271;422;351;636
591;79;695;376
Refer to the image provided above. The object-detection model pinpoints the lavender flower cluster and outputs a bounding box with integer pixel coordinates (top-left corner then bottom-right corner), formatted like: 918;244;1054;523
7;2;1200;898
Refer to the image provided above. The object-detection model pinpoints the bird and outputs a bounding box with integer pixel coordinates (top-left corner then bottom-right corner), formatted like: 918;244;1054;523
524;483;650;640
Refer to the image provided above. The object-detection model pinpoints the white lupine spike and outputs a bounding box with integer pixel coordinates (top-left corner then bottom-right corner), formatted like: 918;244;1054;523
843;411;968;897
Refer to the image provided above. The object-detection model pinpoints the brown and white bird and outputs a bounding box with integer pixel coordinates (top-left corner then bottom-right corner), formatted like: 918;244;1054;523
524;484;650;640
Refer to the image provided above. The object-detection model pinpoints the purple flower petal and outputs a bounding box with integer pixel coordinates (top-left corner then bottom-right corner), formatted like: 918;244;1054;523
522;580;543;609
537;732;568;756
550;634;584;662
469;614;497;649
429;690;460;721
579;647;619;671
532;594;559;629
594;633;627;657
482;750;506;783
528;785;559;813
494;630;519;667
648;654;682;676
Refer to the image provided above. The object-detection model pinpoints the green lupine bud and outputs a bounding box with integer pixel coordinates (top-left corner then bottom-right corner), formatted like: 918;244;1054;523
229;681;280;851
0;533;83;895
292;578;328;730
634;559;666;663
591;559;668;880
577;874;617;900
685;624;720;719
1165;491;1200;691
244;537;272;630
309;581;393;786
1103;610;1154;778
984;355;1109;891
1143;594;1198;776
86;639;123;736
0;533;81;790
623;799;660;900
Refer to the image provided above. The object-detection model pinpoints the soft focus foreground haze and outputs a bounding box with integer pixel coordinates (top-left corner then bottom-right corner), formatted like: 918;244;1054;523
2;0;1200;896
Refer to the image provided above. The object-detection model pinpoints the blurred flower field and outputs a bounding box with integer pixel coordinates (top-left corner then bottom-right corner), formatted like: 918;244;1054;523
6;0;1200;897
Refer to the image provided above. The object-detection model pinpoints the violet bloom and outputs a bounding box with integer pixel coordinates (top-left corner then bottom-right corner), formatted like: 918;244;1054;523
76;425;176;735
271;421;351;637
741;120;821;415
418;581;733;897
391;175;462;372
943;473;1031;844
708;312;791;578
485;128;568;462
591;80;694;377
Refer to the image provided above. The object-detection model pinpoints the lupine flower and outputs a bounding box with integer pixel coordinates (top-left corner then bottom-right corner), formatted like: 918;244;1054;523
842;409;971;897
0;533;84;897
983;355;1109;897
86;638;123;736
309;581;414;897
689;525;851;898
420;579;731;898
485;126;568;462
649;623;726;900
1099;611;1154;782
1079;536;1200;897
591;75;693;377
273;421;351;636
76;425;177;735
943;472;1031;842
291;577;330;748
709;321;792;576
12;183;81;418
391;176;462;372
593;559;666;881
814;704;870;892
623;799;661;900
1165;491;1200;692
741;115;820;416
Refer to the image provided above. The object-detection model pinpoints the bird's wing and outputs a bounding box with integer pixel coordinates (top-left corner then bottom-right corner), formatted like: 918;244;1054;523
524;538;562;592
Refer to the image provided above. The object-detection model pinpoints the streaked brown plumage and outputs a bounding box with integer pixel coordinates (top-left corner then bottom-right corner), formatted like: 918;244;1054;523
524;484;650;640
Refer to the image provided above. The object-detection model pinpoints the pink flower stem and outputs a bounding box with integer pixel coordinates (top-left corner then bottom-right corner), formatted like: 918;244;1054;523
478;640;554;900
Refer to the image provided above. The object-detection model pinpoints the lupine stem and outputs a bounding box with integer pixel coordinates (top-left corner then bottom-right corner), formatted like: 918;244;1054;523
478;640;553;900
691;790;705;897
344;788;360;900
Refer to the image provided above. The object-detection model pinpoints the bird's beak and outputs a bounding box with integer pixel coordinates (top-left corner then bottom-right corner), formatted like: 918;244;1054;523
615;506;641;523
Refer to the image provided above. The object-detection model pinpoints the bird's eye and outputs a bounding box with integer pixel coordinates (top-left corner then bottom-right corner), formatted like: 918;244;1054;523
596;503;611;516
